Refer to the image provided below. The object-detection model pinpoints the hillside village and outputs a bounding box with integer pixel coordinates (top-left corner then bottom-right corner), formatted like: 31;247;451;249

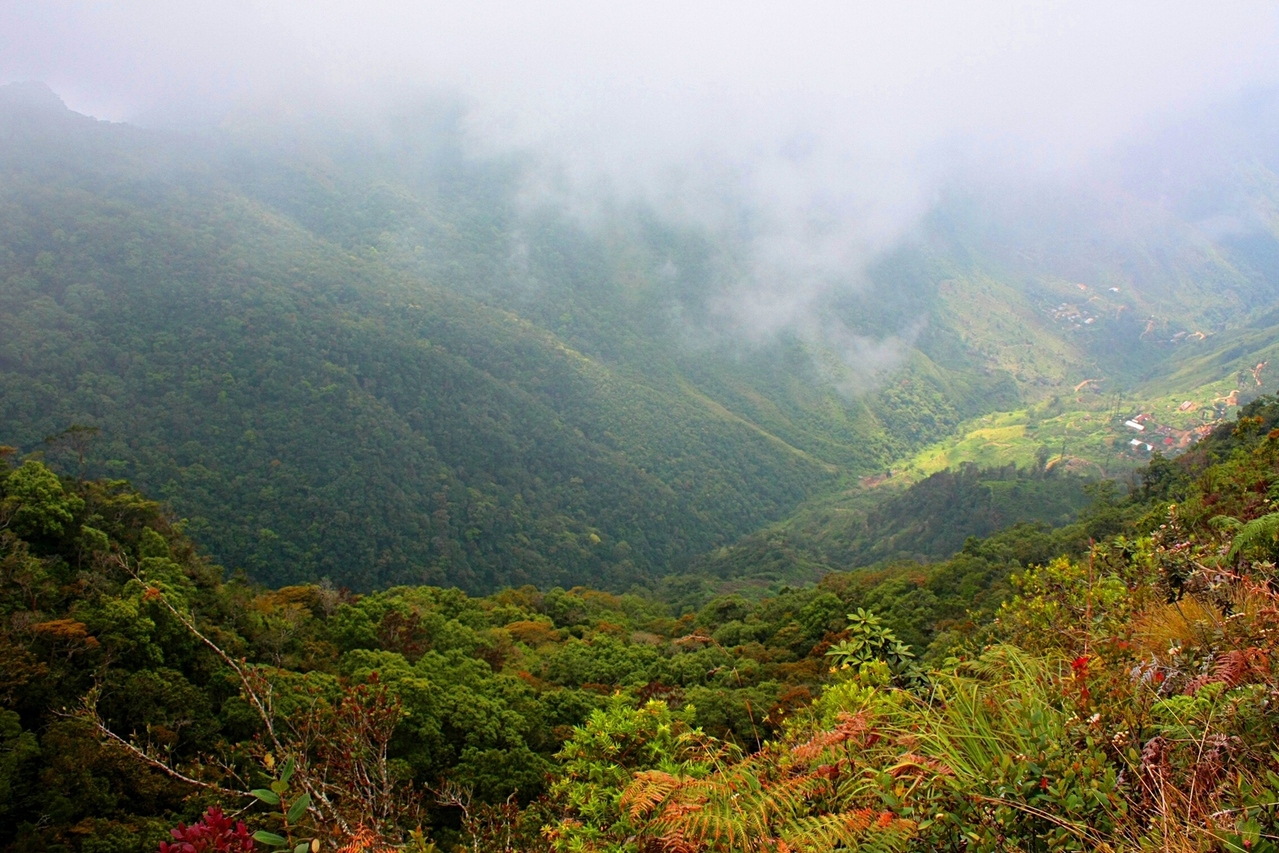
1122;408;1219;455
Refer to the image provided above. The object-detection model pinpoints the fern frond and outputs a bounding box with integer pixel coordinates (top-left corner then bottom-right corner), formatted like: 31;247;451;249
623;770;685;819
781;809;913;853
1227;511;1279;561
1184;647;1269;695
622;703;913;852
789;711;870;764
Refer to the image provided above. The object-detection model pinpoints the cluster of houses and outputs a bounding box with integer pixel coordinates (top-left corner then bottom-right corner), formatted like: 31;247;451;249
1123;411;1216;456
1050;302;1098;329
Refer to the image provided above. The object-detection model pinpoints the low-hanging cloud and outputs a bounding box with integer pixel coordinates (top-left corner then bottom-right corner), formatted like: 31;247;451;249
5;2;1279;386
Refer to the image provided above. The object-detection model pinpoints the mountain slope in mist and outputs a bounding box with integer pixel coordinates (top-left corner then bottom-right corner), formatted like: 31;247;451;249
0;84;941;591
4;82;1279;591
0;85;838;590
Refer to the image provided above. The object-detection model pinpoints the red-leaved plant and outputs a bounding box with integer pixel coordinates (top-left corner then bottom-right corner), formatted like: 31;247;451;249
159;807;255;852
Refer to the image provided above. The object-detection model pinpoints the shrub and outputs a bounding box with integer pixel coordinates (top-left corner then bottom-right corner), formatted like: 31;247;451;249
159;807;254;853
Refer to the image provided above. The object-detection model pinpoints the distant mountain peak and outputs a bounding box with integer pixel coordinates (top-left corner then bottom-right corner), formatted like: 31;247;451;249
0;81;68;113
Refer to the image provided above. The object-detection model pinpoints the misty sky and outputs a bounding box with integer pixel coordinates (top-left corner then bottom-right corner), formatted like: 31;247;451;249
6;2;1279;372
6;3;1278;157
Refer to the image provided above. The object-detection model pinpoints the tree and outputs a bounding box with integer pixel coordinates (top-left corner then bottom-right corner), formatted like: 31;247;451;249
1;459;85;537
82;556;419;850
43;424;100;481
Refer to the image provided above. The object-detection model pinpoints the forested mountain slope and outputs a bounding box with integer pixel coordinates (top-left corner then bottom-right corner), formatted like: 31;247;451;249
688;462;1099;584
0;84;851;591
5;81;1279;590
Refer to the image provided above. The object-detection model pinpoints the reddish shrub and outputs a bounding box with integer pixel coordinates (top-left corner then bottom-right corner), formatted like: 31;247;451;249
159;807;255;853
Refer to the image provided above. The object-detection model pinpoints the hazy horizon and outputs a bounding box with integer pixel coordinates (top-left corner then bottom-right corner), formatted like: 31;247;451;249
6;2;1279;379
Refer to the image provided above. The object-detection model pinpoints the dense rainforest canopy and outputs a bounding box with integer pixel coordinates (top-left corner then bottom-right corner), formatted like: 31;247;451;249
5;397;1279;851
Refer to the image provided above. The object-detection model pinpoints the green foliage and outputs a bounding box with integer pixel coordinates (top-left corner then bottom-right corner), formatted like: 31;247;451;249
1223;512;1279;562
5;387;1279;851
248;758;317;853
547;698;718;852
0;445;1131;849
1;459;85;537
690;462;1097;588
824;608;919;686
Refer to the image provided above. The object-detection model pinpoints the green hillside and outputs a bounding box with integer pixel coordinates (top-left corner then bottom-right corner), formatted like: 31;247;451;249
0;84;1008;593
0;87;851;591
5;81;1279;593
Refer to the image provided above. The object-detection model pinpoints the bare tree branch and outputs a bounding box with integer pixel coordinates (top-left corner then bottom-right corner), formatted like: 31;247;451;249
77;689;250;799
